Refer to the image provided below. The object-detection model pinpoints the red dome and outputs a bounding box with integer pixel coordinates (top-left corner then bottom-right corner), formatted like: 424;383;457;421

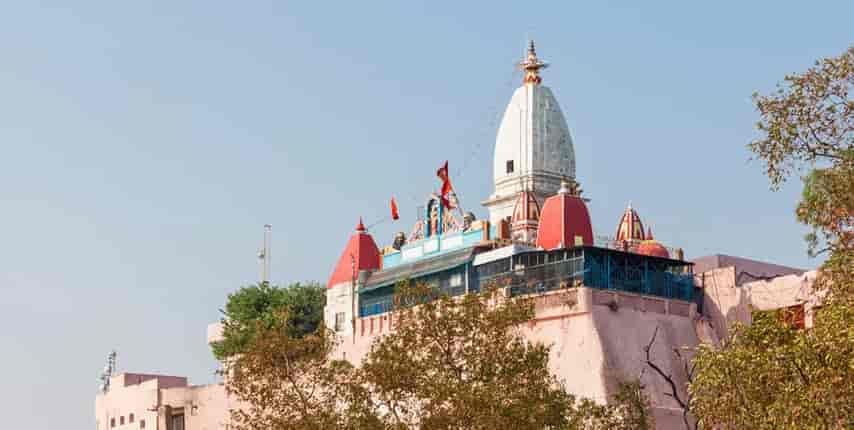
327;218;381;289
637;241;669;259
536;186;594;250
636;228;669;258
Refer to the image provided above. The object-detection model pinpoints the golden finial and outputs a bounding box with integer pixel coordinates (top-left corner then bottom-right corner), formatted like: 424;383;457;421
520;40;548;85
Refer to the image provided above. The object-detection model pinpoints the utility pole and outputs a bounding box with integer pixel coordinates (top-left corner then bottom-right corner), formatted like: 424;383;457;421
258;224;272;285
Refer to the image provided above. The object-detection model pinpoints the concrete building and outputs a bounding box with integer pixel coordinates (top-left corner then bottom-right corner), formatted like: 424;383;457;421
694;255;812;339
94;373;235;430
95;42;816;430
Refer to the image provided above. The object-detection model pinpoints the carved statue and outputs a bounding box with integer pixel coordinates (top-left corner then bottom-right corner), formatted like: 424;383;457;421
428;200;440;236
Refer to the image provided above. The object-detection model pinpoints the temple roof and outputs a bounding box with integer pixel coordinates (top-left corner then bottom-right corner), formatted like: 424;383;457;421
362;247;476;292
536;183;593;249
327;218;381;289
637;227;669;258
492;43;575;194
615;203;646;242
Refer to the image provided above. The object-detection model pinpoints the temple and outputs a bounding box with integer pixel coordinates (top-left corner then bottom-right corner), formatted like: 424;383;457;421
325;42;692;335
95;42;816;430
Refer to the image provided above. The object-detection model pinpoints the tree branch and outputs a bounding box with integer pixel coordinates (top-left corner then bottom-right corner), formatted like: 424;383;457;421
644;327;686;410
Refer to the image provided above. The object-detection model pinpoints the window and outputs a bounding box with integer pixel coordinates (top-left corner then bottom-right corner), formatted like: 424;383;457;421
450;273;462;287
334;312;346;332
139;420;146;429
110;418;115;428
506;160;514;174
129;413;134;423
171;414;185;430
120;416;125;425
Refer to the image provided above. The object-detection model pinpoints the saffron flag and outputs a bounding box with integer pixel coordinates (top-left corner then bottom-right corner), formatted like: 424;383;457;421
436;160;453;209
390;197;399;220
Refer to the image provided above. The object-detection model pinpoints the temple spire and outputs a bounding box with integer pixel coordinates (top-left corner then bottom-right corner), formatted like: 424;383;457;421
520;39;548;85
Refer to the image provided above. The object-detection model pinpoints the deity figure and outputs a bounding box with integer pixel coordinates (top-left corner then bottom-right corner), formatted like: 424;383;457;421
428;199;440;236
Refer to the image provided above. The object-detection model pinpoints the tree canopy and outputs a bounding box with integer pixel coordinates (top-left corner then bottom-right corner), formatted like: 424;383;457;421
211;281;325;361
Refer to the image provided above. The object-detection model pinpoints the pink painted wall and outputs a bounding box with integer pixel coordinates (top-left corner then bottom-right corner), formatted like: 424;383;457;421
332;287;701;430
98;284;713;430
700;267;819;339
95;374;240;430
107;274;827;430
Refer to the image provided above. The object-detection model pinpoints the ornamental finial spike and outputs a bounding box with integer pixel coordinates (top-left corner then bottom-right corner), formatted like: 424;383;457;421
520;39;548;85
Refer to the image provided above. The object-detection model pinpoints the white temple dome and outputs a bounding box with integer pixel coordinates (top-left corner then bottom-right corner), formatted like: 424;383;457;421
483;41;577;223
492;84;575;184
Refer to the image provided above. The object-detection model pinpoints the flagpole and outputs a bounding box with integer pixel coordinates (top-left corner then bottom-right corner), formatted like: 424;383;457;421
367;216;391;231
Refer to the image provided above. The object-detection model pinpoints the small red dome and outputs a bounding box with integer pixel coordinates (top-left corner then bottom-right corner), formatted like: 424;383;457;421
637;241;669;258
636;228;669;258
536;185;594;249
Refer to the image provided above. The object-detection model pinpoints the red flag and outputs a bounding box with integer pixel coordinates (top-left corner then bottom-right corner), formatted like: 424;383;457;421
436;161;453;209
390;197;399;220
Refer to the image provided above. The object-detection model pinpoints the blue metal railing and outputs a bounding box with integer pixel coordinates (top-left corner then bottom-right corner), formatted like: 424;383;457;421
359;247;694;318
582;248;693;301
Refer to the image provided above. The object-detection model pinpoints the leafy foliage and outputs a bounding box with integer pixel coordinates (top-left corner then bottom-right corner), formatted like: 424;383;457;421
225;310;364;430
568;380;655;430
689;46;854;430
690;307;854;429
797;158;853;257
355;282;572;429
211;282;325;360
749;47;852;188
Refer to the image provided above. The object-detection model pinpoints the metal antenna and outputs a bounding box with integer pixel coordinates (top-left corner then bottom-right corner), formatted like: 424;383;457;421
98;350;117;393
258;224;272;284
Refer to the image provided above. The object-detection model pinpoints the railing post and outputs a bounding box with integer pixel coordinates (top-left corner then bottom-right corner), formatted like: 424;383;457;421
606;252;611;290
644;258;649;295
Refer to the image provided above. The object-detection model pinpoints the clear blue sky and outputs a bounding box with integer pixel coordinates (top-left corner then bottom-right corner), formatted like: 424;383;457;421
1;1;850;428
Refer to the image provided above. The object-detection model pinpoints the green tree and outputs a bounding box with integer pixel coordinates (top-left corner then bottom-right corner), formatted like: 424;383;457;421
691;307;854;429
225;309;365;430
689;46;854;429
211;282;325;360
354;282;575;429
749;46;853;260
568;380;655;430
